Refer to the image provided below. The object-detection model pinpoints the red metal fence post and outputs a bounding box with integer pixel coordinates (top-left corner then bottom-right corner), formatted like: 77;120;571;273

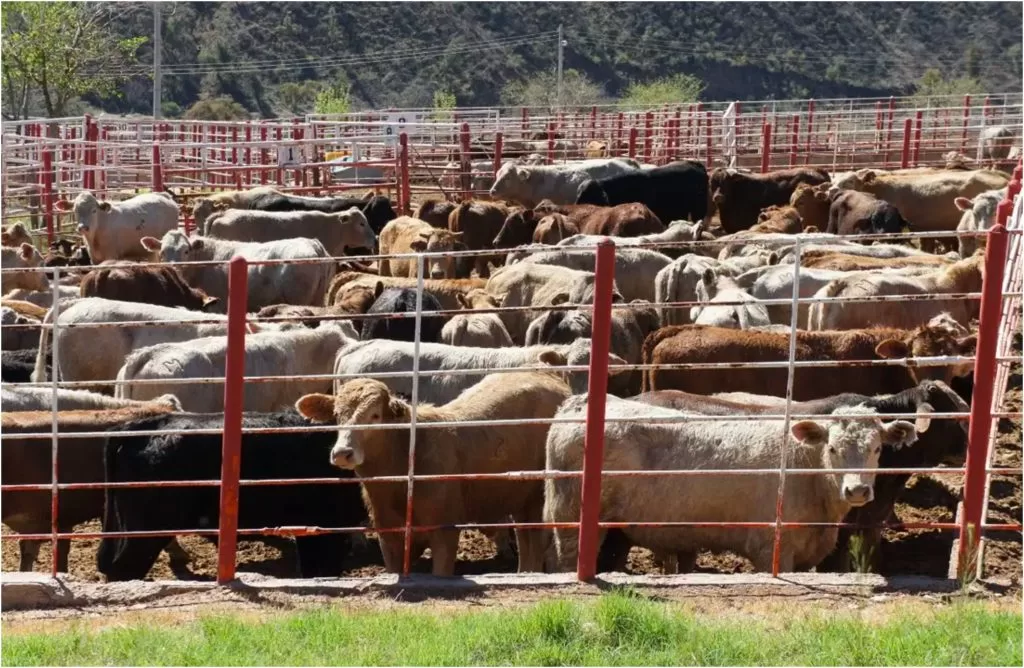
805;99;815;155
627;127;638;160
961;94;972;151
705;110;713;165
643;111;653;163
576;240;616;582
217;256;249;585
152;144;163;193
912;110;923;166
958;218;1009;578
42;148;54;245
399;132;411;215
260;126;269;185
789;115;800;167
900;118;913;169
761;123;772;173
521;107;529;140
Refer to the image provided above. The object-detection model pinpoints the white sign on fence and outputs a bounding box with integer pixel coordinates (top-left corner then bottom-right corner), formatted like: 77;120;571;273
277;144;305;168
384;113;419;145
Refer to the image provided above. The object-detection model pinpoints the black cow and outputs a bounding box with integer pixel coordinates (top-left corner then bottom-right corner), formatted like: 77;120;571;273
360;286;446;343
598;380;967;574
247;192;397;235
575;160;709;225
2;348;47;383
97;411;367;581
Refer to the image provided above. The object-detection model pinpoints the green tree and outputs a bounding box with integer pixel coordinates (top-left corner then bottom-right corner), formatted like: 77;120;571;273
275;81;319;116
914;68;984;100
314;79;352;115
1;2;146;120
500;69;606;109
432;89;457;120
620;73;704;108
183;96;249;121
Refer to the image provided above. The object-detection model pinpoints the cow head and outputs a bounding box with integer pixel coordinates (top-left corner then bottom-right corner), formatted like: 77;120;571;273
490;163;533;202
141;230;196;263
1;222;32;247
335;207;376;253
874;320;978;383
535;338;629;393
792;405;920;507
493;208;537;249
296;379;402;470
409;229;464;279
71;191;113;233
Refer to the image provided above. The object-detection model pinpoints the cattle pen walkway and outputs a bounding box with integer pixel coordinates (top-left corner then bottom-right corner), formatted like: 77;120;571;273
1;96;1022;610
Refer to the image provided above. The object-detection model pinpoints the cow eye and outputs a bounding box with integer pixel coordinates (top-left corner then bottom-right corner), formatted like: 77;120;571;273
828;446;837;454
371;413;380;420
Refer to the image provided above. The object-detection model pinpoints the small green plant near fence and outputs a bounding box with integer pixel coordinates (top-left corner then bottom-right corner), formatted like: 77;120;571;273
3;592;1020;666
848;533;876;574
431;89;457;121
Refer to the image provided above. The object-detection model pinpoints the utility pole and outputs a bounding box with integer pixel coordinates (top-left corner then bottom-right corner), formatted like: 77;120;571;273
153;3;162;119
556;24;564;109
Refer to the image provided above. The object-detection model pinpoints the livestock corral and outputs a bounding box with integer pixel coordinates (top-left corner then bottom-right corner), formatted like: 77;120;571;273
1;95;1022;603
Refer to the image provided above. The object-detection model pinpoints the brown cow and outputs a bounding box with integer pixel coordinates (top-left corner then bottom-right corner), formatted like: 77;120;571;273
710;167;831;234
1;243;47;292
827;190;910;238
789;182;832;229
190;186;283;229
79;263;219;311
379;216;464;279
260;282;379;329
328;272;486;312
296;371;570;575
494;203;602;249
533;213;579;244
2;405;188;574
800;250;956;272
448;200;509;278
413;199;458;228
642;324;975;399
749;205;803;234
1;222;33;247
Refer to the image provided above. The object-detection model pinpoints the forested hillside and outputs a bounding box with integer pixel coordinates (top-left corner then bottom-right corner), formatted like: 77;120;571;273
6;2;1023;119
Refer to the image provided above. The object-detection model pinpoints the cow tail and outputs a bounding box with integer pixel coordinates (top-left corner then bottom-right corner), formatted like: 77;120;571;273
810;280;846;331
31;306;56;383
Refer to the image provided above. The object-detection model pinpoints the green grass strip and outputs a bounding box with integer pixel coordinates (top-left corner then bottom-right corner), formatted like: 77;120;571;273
3;592;1020;666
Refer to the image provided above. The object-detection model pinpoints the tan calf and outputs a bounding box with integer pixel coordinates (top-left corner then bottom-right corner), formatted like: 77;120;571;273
378;216;464;279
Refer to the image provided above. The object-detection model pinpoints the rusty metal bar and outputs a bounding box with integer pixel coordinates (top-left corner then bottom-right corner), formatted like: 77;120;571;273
576;240;616;581
216;256;248;584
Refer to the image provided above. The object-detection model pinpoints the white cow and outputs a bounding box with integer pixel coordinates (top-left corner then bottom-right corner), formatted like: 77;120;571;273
31;297;281;389
141;230;336;311
116;324;355;412
544;395;921;572
489;158;640;207
954;187;1007;257
205;208;376;257
692;269;771;329
506;245;671;303
333;337;628;405
1;386;182;412
59;191;179;263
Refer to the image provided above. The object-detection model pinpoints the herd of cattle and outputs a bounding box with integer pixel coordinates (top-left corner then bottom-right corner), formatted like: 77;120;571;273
0;148;1015;580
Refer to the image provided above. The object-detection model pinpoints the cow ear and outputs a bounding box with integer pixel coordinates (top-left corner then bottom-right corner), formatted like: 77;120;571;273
956;334;977;355
881;420;919;449
140;236;161;252
814;190;830;201
201;296;220;310
190;238;204;251
913;402;933;434
791;420;827;445
954;197;973;211
295;393;335;423
550;292;570;306
54;199;72;212
456;292;470;309
409;239;427;251
449;231;464;239
98;201;112;211
803;225;820;234
701;267;715;287
19;243;35;260
516;166;530;180
861;170;876;184
874;339;908;359
374;281;384;299
767;251;780;265
692;221;705;241
537;350;567;366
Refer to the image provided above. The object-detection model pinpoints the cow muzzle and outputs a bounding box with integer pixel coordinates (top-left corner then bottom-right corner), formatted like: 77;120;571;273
711;193;724;205
330;445;362;469
842;483;874;506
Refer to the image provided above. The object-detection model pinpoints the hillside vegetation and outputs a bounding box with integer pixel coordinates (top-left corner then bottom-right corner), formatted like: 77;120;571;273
5;2;1023;119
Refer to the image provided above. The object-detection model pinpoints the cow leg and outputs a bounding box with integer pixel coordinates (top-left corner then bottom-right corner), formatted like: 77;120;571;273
552;527;580;572
18;540;41;572
514;526;547;573
164;538;191;567
429;529;460;576
377;534;406;573
597;529;632;573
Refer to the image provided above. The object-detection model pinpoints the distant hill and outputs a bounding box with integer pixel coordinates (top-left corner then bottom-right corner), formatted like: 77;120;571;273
98;2;1022;116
